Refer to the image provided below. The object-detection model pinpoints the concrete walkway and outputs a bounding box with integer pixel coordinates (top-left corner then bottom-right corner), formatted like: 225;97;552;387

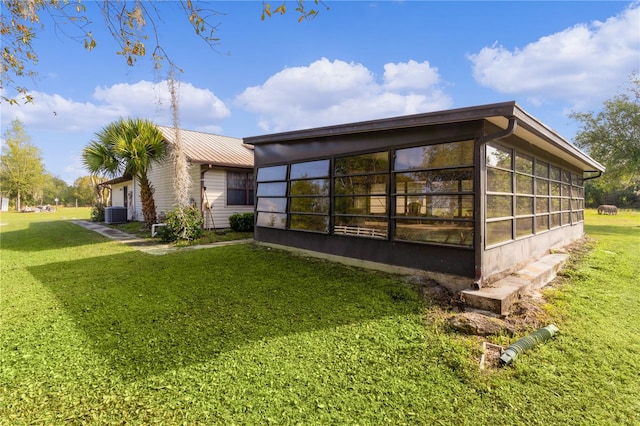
71;220;253;255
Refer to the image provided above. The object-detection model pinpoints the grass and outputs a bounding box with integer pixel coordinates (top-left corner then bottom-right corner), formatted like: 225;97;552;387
106;220;253;246
1;207;639;424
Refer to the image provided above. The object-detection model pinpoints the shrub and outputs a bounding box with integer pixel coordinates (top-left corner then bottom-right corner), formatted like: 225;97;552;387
158;206;204;242
91;203;105;222
229;212;254;232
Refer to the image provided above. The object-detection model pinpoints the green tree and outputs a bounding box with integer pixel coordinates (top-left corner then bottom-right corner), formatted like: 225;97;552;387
570;74;640;207
0;119;45;210
71;176;100;207
82;118;167;227
41;174;71;206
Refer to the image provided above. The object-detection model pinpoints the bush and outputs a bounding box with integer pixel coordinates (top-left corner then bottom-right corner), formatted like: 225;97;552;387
91;204;105;222
229;212;254;232
157;206;204;242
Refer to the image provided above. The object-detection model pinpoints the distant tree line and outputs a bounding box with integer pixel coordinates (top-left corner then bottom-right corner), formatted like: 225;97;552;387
0;119;101;210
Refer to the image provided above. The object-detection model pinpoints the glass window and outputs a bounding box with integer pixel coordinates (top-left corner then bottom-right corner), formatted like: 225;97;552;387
290;160;329;179
290;214;329;232
395;141;473;170
536;179;549;196
290;179;329;196
487;169;512;193
550;166;561;181
536;198;550;214
516;196;533;216
487;220;512;246
227;171;254;206
257;182;287;197
486;144;512;169
487;195;512;218
515;153;533;174
396;169;473;193
395;219;473;246
516;217;533;238
257;197;286;213
536;215;549;232
335;175;387;195
257;165;287;182
516;174;534;194
535;161;549;178
290;197;329;214
335;196;387;216
550;213;561;228
334;217;387;239
256;212;286;229
335;151;388;175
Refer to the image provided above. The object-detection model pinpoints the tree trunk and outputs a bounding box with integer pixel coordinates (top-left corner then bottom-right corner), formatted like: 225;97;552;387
16;189;21;212
139;174;157;228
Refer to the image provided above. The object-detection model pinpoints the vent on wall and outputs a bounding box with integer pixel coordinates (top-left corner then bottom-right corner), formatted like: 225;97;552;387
105;206;128;224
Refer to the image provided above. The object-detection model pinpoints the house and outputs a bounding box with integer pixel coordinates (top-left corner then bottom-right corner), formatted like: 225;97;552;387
104;126;254;229
245;101;604;291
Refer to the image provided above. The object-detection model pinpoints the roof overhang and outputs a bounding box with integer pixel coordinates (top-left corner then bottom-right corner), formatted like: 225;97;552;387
244;101;604;173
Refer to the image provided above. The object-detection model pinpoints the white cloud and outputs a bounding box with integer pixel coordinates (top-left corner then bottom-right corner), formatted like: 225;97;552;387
468;3;640;108
1;80;230;134
235;57;451;132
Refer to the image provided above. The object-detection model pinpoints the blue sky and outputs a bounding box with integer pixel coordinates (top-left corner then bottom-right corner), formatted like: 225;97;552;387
1;1;638;184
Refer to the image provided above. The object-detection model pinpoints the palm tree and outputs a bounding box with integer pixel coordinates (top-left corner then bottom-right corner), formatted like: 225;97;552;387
82;118;167;227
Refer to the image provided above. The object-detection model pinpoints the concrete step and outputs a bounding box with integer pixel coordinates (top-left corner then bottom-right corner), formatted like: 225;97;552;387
461;253;569;315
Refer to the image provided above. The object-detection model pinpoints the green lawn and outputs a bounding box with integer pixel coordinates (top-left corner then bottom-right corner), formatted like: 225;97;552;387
1;208;638;424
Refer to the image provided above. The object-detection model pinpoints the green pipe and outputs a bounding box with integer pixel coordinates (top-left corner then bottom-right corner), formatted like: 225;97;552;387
499;324;559;366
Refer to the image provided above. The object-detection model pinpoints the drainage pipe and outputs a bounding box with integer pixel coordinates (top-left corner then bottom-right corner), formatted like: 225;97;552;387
499;324;559;366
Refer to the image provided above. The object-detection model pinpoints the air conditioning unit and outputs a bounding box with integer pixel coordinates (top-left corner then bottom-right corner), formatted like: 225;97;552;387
105;206;128;224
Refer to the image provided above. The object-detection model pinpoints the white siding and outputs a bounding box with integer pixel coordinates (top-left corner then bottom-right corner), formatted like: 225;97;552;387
203;169;253;229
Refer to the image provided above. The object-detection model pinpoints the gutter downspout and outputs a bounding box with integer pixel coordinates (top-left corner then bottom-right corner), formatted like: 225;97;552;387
582;170;603;182
473;117;517;290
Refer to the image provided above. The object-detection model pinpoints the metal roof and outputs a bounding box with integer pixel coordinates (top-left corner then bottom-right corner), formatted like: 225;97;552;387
157;126;254;168
244;101;604;173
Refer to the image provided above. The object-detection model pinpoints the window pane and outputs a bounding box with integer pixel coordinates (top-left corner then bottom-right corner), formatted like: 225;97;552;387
516;174;533;194
290;160;329;179
486;144;512;169
335;196;387;215
515;153;533;174
536;161;549;178
395;219;473;246
562;184;570;197
290;179;329;196
487;195;512;218
227;189;249;205
536;197;549;214
257;165;287;182
562;212;570;225
334;217;387;239
290;197;329;214
487;169;512;192
257;197;286;213
290;214;329;233
550;213;561;228
562;170;571;183
228;172;247;189
396;195;473;218
550;166;561;181
257;212;286;229
395;141;473;170
551;198;561;212
516;217;533;238
335;175;387;195
536;215;549;232
257;182;287;197
395;168;473;193
487;220;512;245
335;151;388;175
551;182;561;196
536;179;549;196
517;196;533;215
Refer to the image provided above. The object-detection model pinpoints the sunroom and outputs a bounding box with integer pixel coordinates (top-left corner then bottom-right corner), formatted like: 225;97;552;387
244;102;604;291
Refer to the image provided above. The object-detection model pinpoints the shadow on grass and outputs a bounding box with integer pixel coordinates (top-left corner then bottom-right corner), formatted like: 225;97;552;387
28;244;419;380
585;223;640;237
0;220;106;252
